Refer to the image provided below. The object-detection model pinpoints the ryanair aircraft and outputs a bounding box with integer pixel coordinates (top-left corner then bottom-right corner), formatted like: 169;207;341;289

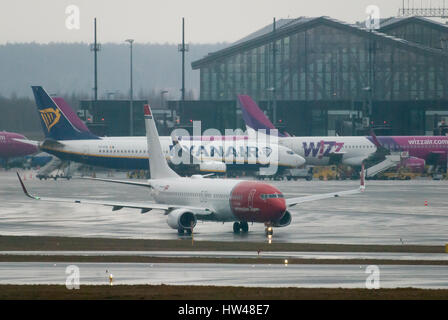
30;86;305;174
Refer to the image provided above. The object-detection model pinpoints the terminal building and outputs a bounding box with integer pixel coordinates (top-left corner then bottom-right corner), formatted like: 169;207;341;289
79;100;148;137
187;16;448;136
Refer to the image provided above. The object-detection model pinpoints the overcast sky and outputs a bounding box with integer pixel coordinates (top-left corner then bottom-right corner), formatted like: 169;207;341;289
0;0;436;44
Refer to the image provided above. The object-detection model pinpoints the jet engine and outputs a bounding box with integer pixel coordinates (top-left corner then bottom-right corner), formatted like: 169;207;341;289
166;209;197;230
271;210;292;228
199;161;226;173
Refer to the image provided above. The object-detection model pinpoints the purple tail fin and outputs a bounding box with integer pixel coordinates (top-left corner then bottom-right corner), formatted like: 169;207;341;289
237;94;287;137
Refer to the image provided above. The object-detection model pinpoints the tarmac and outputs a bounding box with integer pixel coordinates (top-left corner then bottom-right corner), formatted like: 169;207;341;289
1;170;447;245
1;250;447;261
1;169;448;290
1;262;447;288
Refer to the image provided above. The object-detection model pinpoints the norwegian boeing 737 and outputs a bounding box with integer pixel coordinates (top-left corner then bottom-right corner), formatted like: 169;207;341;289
17;105;365;236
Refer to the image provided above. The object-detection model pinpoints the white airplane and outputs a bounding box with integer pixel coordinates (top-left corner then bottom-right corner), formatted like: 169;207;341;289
238;95;377;166
30;86;305;175
17;104;365;236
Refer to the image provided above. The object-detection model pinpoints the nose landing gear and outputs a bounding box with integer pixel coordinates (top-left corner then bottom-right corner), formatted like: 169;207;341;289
233;221;249;234
265;226;273;237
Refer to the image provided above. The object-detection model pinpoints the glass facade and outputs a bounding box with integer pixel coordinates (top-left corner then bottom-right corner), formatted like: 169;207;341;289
382;20;448;50
198;22;448;103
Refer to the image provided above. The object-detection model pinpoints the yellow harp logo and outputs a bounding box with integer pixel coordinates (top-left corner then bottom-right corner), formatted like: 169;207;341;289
39;107;61;131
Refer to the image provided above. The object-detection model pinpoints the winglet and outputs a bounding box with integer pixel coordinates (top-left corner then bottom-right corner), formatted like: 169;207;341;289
16;172;39;200
360;163;366;192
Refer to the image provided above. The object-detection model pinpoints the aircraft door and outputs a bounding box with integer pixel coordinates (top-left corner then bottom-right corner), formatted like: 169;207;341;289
200;190;209;203
82;144;90;159
248;189;256;209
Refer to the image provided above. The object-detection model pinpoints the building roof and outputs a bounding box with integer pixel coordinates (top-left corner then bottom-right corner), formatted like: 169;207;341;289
379;15;448;32
192;16;448;69
232;17;317;46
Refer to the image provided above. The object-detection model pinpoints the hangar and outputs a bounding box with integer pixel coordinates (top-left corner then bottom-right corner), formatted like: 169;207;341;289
186;16;448;136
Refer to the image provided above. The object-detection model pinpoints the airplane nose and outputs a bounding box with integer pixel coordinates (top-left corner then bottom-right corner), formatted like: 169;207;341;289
269;199;286;217
295;155;306;167
293;154;306;168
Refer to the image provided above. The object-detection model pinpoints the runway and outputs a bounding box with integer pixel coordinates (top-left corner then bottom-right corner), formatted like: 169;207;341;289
1;170;448;245
1;250;447;261
0;262;447;288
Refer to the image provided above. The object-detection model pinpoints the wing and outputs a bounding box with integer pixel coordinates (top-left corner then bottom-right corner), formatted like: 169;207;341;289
17;172;213;216
286;164;366;208
11;138;40;147
79;176;151;188
286;188;363;207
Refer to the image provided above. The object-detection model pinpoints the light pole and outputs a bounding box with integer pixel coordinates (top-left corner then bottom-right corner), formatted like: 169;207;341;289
178;18;189;102
125;39;134;136
161;90;168;129
266;87;275;122
271;18;277;125
90;18;101;101
160;90;168;108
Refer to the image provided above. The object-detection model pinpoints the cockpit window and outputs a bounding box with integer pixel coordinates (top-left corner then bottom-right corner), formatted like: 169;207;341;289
260;193;284;200
286;151;294;155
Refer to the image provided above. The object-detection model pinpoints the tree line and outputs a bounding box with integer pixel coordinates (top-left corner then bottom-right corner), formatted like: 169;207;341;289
0;42;226;138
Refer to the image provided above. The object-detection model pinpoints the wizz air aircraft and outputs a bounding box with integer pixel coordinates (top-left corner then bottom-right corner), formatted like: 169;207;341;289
0;131;38;165
238;95;448;168
17;104;365;236
31;86;305;175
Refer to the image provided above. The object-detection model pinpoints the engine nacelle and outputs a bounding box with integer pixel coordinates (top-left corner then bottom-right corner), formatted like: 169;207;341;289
199;161;226;173
166;209;197;230
271;210;292;228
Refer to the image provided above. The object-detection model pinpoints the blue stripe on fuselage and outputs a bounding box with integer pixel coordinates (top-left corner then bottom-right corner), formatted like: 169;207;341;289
42;148;292;172
42;148;149;170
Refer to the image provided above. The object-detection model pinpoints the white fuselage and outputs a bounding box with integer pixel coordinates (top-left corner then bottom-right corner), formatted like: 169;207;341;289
279;136;377;166
40;136;305;170
150;177;240;222
148;175;287;225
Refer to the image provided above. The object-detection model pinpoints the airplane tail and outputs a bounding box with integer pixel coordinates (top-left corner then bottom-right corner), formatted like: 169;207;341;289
31;86;99;140
237;94;287;137
144;104;179;179
368;128;390;157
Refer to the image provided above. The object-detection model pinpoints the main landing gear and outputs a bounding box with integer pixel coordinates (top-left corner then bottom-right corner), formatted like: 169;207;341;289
178;228;193;235
233;221;249;234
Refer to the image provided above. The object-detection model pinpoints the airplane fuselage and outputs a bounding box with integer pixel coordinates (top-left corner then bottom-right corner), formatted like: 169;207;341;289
373;136;448;164
150;177;287;223
279;136;377;166
279;135;448;166
39;136;304;171
0;131;38;159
